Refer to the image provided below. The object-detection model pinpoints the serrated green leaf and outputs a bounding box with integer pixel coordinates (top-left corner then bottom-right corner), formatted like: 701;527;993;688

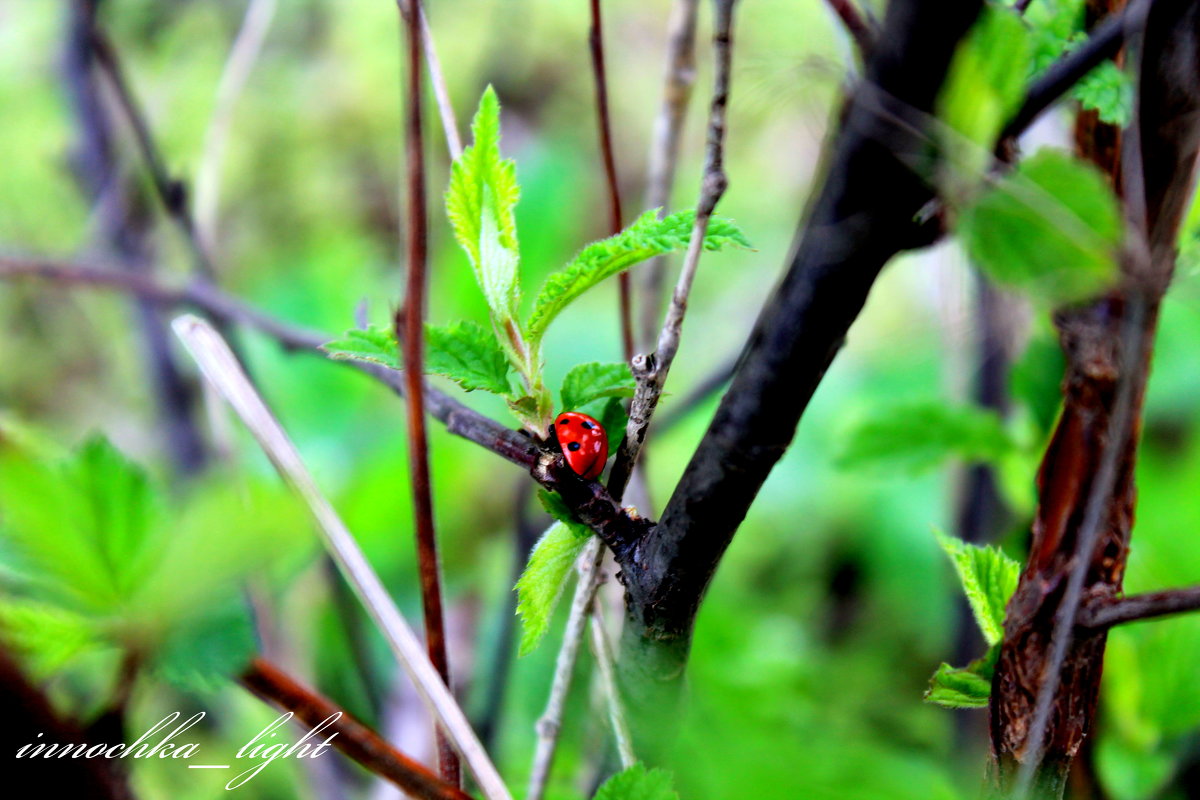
934;530;1020;646
836;401;1017;475
426;320;511;393
560;361;635;411
924;646;999;709
526;210;750;343
0;598;102;678
959;148;1122;304
515;520;591;657
446;86;521;322
322;325;399;370
1073;60;1132;126
594;763;680;800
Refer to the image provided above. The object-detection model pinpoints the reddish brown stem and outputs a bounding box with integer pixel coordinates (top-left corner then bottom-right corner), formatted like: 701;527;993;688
241;658;471;800
398;0;459;785
588;0;633;361
823;0;874;55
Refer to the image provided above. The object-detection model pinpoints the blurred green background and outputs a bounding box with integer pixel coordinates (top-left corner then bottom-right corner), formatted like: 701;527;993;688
3;1;1200;798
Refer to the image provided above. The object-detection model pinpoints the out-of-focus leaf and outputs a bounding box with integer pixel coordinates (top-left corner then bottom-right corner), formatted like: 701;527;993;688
0;436;162;613
836;401;1017;474
445;86;521;323
934;530;1020;646
0;598;102;678
924;647;998;709
594;763;680;800
152;600;257;693
560;361;635;411
526;210;749;344
959;148;1122;304
938;4;1031;177
426;320;511;394
322;325;399;370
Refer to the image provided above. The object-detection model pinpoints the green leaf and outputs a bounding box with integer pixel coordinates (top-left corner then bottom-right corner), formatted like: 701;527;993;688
514;491;594;657
560;361;635;411
1073;60;1132;126
587;396;630;444
322;325;399;370
152;600;257;693
836;401;1017;475
0;598;102;678
959;148;1122;304
526;210;750;343
515;521;591;657
0;436;162;613
924;647;999;709
594;763;680;800
934;530;1020;646
426;320;512;394
938;4;1031;176
446;86;521;322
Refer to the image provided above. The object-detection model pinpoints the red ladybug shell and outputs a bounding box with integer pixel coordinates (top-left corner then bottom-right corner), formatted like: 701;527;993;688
554;412;608;479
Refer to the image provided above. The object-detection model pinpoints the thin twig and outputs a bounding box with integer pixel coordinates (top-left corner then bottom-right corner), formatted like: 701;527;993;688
398;0;460;784
588;599;636;769
395;0;464;160
1078;586;1200;630
241;658;472;800
195;0;277;251
822;0;874;55
608;0;738;497
526;538;604;800
90;30;218;282
171;314;511;800
639;0;700;350
588;0;633;361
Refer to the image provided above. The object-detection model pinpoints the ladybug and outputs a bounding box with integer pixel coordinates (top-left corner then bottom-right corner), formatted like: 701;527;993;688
553;412;609;480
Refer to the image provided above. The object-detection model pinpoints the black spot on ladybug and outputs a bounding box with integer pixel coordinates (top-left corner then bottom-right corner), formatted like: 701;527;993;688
581;421;594;429
568;442;581;451
559;419;571;425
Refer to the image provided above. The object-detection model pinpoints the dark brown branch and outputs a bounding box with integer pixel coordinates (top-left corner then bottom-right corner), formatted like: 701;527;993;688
1079;587;1200;629
824;0;875;55
620;0;987;668
241;658;472;800
588;0;634;362
398;0;459;784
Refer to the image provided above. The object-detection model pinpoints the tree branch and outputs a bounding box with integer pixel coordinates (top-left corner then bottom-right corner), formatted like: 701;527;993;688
588;0;634;361
398;0;459;785
638;0;700;350
1079;587;1200;630
823;0;875;56
608;0;737;499
241;658;472;800
621;0;986;667
173;315;511;800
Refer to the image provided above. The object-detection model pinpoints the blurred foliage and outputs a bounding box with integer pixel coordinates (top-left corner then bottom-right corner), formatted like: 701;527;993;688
1;1;1200;799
